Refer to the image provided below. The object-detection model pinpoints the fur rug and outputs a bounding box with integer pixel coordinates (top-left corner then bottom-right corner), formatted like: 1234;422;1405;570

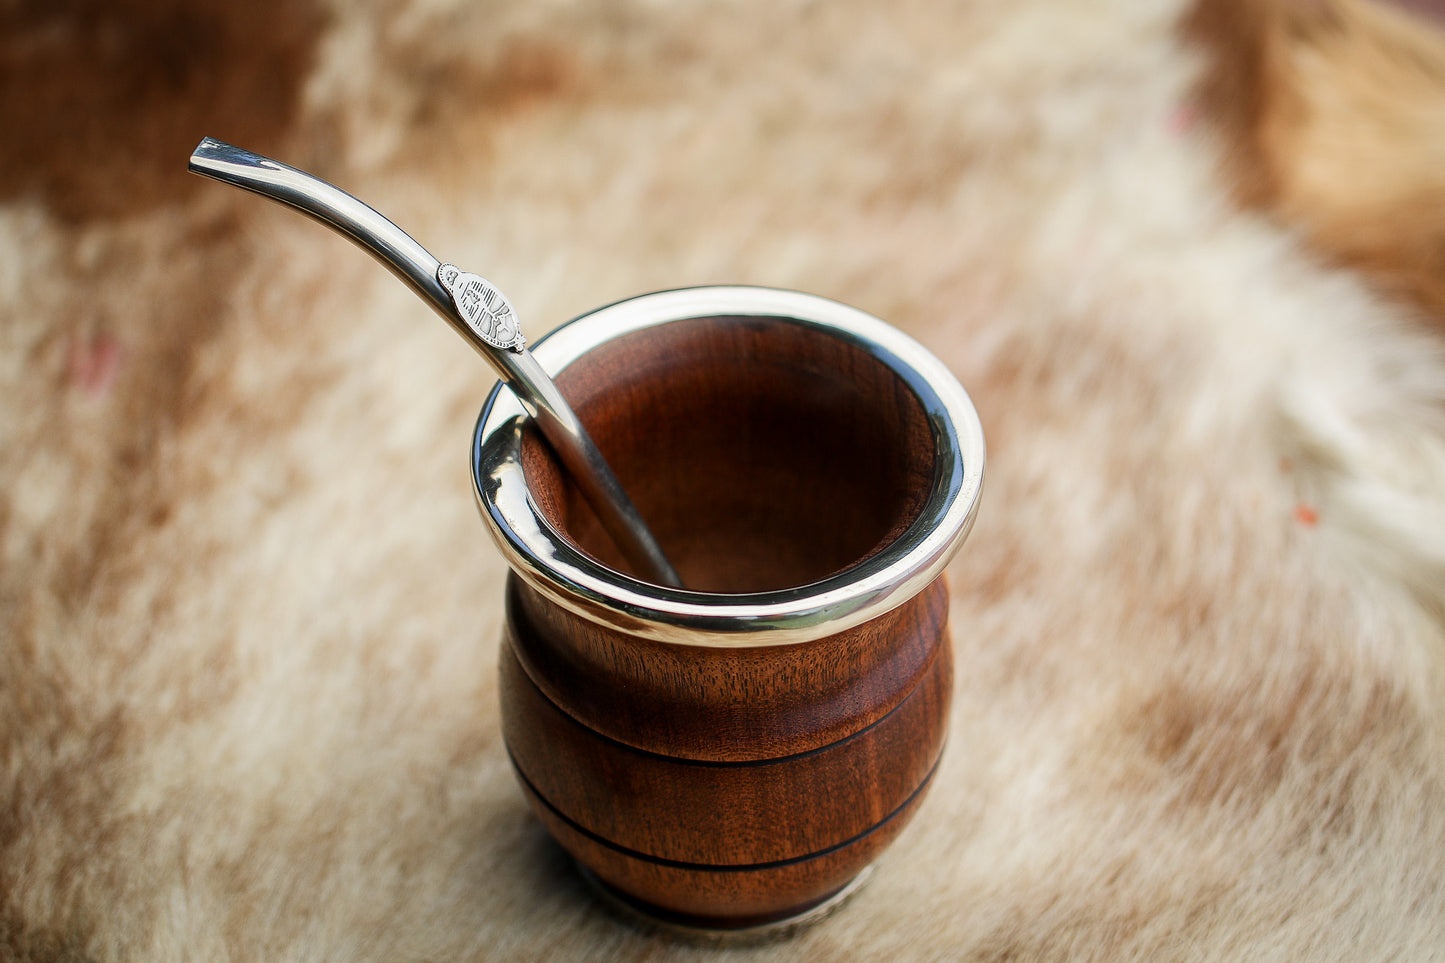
4;0;1444;958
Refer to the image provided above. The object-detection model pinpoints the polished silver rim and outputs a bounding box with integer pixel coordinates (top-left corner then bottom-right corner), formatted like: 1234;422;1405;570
471;286;985;648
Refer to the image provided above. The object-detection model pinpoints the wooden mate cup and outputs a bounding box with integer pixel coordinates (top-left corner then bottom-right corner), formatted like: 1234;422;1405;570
471;287;985;937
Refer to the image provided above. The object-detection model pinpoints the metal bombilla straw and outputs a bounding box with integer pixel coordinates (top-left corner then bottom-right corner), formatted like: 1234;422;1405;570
188;138;684;589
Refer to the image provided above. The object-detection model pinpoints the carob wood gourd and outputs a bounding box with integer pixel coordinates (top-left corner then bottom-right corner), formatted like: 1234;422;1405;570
496;316;954;928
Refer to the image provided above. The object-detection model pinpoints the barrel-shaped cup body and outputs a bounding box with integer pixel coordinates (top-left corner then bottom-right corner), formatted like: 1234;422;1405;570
473;288;984;929
501;573;953;926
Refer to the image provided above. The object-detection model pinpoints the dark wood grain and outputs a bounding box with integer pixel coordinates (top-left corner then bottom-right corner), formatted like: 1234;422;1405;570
516;761;939;927
500;314;954;927
520;315;936;591
502;582;952;864
507;575;950;762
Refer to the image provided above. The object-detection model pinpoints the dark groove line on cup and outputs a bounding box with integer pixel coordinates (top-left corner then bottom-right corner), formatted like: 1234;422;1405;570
505;747;944;873
578;862;868;938
505;631;943;770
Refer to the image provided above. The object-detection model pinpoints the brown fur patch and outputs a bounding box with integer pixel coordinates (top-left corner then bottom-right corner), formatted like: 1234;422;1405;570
1186;0;1445;323
408;40;579;130
0;0;326;223
1126;660;1419;816
0;13;334;945
0;916;93;963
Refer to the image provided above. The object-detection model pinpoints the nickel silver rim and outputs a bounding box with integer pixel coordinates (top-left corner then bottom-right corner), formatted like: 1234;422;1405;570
471;286;985;648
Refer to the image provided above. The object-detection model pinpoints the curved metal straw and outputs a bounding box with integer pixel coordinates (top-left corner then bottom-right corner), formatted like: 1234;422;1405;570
188;137;683;588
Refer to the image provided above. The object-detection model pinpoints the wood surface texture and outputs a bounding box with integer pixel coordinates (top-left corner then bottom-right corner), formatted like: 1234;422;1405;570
502;590;952;924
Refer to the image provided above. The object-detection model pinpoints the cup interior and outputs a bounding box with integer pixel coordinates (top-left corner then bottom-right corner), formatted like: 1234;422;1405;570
519;315;937;593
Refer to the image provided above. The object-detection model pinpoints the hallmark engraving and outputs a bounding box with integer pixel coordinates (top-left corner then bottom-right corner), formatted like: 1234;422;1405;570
437;263;525;352
437;262;461;292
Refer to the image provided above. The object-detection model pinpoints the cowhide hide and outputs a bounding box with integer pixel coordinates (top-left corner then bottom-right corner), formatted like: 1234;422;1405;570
3;0;1443;959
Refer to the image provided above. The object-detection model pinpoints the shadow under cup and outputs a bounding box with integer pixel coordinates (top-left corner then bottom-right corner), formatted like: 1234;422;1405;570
472;287;984;935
